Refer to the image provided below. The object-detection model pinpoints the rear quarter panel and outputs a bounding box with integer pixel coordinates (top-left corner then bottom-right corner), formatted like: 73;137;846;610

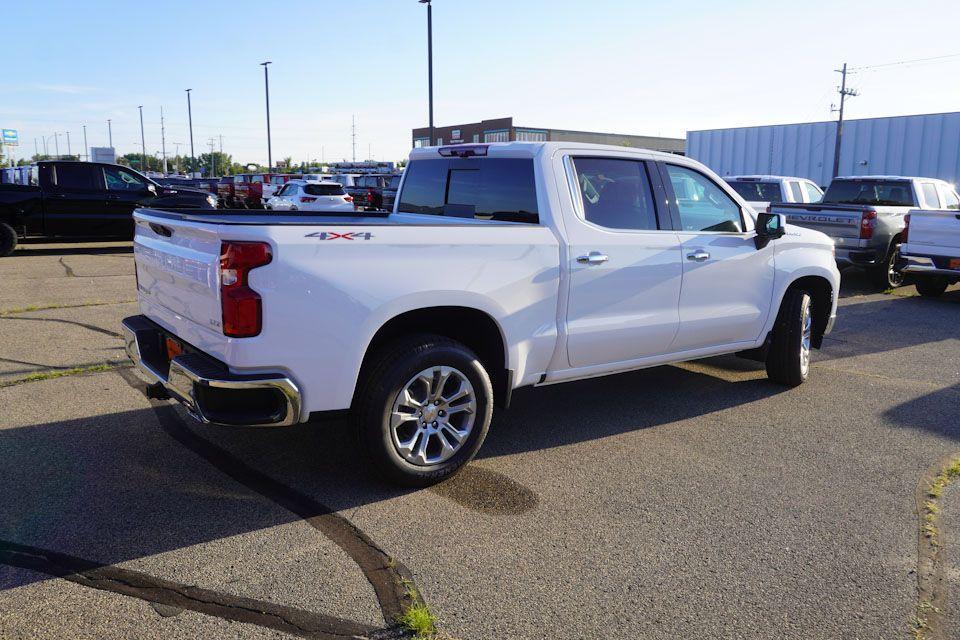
204;219;561;415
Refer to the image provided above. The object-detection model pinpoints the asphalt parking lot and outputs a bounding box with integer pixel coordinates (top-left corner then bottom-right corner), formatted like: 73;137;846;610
1;240;959;640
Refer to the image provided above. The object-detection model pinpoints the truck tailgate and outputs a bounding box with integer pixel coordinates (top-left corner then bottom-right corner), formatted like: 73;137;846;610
772;204;862;239
905;210;960;258
133;214;223;337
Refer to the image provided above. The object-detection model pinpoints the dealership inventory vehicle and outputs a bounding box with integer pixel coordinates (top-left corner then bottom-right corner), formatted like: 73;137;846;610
724;175;822;213
123;142;839;486
264;180;354;212
348;174;395;211
900;207;960;297
0;161;216;256
261;174;301;203
771;176;960;288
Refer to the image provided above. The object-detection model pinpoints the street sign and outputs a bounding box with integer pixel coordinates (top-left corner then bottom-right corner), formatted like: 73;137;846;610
1;129;18;146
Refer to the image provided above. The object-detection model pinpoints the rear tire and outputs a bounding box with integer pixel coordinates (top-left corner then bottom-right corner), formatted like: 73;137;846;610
916;277;949;298
873;244;905;289
0;222;17;258
765;289;813;387
355;334;493;487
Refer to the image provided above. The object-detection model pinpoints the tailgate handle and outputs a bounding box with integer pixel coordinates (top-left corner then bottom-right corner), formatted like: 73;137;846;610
149;223;173;237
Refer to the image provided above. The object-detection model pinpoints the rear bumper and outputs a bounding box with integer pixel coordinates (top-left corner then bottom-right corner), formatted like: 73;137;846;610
121;315;302;427
835;247;882;267
901;255;960;280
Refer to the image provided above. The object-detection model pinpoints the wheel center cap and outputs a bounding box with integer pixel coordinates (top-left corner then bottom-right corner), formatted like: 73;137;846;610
422;404;439;423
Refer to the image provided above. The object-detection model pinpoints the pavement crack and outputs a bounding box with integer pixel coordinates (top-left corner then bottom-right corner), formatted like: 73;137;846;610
58;257;77;277
115;367;422;631
0;315;123;338
0;361;130;388
0;300;137;317
0;540;378;639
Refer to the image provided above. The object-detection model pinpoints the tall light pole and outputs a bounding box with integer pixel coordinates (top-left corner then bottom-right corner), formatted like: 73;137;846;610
66;131;72;158
260;61;273;171
419;0;434;145
186;89;196;176
107;119;113;147
82;125;88;161
138;106;147;174
160;106;168;174
54;133;60;159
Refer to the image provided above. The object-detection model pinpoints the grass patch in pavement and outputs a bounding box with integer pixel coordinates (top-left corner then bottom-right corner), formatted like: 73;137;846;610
396;579;438;639
0;362;129;388
0;300;136;317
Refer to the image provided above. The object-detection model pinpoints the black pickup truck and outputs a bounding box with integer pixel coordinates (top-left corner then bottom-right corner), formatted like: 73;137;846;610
0;161;217;257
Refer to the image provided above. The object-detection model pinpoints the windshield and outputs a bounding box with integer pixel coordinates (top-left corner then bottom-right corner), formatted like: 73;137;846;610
823;180;916;206
725;180;782;202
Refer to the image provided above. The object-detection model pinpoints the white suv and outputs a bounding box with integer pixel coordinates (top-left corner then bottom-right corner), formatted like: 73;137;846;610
265;180;354;212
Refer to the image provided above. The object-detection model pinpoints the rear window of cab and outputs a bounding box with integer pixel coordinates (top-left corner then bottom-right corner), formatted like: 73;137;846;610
397;158;539;224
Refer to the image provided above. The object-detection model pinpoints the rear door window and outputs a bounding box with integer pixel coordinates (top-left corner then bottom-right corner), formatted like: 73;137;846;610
397;158;538;223
103;166;147;191
802;181;823;203
570;157;660;230
788;181;804;202
942;189;960;211
823;180;916;206
54;164;100;190
921;183;941;208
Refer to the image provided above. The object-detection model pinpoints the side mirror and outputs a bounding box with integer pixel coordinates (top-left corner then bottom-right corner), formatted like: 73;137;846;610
755;212;786;249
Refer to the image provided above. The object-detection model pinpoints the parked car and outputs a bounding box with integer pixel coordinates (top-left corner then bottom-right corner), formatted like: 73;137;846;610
0;161;216;257
264;180;354;212
380;173;402;212
724;175;822;213
327;174;362;190
191;177;221;196
123;142;839;485
261;174;302;203
234;174;275;209
771;176;960;288
347;174;396;211
217;175;238;207
899;206;960;297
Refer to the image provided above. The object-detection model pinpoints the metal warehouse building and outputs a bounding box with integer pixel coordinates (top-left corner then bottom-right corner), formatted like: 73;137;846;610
687;111;960;188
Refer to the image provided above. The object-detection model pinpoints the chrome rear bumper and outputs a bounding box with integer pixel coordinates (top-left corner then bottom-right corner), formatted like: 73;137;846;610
901;255;960;279
122;315;302;427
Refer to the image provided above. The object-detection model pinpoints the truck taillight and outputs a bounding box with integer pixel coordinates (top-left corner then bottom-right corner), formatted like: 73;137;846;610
902;213;910;243
220;241;272;338
300;197;317;203
344;195;353;202
860;209;877;240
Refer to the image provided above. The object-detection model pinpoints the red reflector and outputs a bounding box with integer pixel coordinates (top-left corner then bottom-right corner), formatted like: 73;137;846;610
301;197;317;203
220;241;272;338
165;336;183;360
860;209;877;240
344;195;353;202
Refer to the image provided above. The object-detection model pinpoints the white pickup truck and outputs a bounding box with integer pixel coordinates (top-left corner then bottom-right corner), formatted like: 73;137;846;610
724;175;823;214
900;208;960;297
122;142;840;485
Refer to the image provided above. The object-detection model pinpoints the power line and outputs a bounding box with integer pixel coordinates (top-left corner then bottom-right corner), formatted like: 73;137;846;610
848;52;960;73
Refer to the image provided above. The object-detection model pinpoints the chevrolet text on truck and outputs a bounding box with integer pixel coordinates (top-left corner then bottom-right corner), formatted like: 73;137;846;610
123;142;840;486
771;176;960;288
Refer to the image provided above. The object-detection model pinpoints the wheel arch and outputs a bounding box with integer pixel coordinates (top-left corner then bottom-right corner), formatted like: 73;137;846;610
354;305;511;409
783;275;834;349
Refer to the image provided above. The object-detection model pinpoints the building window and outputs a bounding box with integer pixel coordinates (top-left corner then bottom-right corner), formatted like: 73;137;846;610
413;137;430;148
516;129;548;142
472;134;479;143
437;137;443;145
484;130;509;143
451;129;461;140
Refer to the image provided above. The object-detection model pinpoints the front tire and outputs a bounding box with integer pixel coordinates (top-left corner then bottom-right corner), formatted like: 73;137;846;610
916;277;949;298
355;334;493;487
0;222;17;257
766;289;813;387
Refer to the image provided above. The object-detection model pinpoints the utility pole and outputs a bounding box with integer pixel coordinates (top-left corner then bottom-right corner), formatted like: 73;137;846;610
219;134;223;155
351;115;357;162
209;138;217;177
419;0;434;145
260;61;273;171
107;119;113;147
138;105;147;174
186;89;196;176
34;138;39;159
831;63;859;179
54;133;60;159
82;125;88;161
160;106;168;174
66;131;72;158
172;142;182;173
368;143;372;160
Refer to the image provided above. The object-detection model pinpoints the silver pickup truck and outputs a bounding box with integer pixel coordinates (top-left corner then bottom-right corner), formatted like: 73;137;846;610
771;176;960;288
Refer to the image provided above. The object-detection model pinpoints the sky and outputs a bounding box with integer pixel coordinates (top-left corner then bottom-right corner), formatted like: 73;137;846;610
2;0;959;168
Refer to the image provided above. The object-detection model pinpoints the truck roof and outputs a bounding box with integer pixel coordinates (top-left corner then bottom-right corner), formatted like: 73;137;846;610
725;175;812;182
408;141;683;162
834;175;951;183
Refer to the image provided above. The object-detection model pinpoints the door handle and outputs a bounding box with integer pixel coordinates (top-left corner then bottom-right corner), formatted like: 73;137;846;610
686;250;710;262
577;251;609;265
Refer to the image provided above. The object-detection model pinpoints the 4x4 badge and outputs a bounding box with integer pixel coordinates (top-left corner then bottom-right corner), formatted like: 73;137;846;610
305;232;374;240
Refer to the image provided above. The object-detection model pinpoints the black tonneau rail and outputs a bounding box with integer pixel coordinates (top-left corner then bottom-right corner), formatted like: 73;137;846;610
771;202;875;213
135;208;541;228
